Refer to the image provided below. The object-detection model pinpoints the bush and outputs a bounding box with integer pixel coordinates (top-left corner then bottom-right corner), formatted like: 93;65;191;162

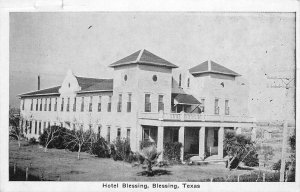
39;126;72;149
224;130;259;168
140;140;156;150
163;142;182;163
91;137;110;158
28;137;37;145
111;137;131;162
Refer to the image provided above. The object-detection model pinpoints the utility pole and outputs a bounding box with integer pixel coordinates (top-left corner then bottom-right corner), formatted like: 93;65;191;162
267;75;294;182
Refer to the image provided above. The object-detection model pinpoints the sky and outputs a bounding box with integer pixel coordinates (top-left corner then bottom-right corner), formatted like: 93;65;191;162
9;12;296;121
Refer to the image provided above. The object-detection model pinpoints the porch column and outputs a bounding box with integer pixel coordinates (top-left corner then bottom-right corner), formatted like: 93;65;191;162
199;126;205;159
251;127;257;142
157;126;164;161
179;126;185;162
218;127;224;159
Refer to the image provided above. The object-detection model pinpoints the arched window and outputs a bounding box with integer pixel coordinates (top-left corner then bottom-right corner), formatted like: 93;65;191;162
187;78;190;88
179;74;182;87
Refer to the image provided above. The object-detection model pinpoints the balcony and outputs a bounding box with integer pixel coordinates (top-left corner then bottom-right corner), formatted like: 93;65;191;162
139;112;255;123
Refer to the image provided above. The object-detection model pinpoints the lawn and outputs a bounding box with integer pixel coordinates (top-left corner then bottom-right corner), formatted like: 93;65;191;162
9;140;259;181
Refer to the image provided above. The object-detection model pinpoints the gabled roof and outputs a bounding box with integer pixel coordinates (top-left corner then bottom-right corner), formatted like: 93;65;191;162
19;86;61;97
77;77;113;93
189;60;240;76
172;93;201;105
109;49;178;68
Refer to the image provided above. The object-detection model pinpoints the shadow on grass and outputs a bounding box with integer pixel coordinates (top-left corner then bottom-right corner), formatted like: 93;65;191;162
137;169;172;177
237;166;255;170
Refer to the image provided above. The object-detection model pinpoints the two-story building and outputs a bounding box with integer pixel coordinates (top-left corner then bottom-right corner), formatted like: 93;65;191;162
18;49;256;161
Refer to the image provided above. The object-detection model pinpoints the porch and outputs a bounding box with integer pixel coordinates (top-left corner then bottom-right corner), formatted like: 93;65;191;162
140;125;227;162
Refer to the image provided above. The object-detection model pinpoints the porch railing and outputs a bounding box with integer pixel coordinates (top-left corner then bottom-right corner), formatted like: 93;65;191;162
139;111;255;123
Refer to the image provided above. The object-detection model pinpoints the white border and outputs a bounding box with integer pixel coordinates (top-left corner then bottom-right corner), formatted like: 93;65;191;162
0;0;299;192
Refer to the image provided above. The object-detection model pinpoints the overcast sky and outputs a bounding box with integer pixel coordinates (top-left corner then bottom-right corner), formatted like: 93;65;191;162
9;12;295;121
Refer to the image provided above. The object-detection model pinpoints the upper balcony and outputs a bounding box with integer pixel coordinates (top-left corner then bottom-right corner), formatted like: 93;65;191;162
139;111;256;123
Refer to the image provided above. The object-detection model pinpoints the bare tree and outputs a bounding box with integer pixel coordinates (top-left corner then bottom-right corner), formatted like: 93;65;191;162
9;107;22;148
43;126;62;152
64;125;94;160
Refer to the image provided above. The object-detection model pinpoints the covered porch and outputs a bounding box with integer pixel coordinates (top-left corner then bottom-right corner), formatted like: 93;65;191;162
140;125;226;161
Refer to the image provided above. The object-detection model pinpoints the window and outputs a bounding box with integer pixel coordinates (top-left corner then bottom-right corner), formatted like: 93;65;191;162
107;126;111;143
179;74;182;87
49;98;51;111
98;126;101;137
117;94;122;112
25;121;28;134
40;99;42;111
81;97;84;112
31;99;33;111
124;74;127;81
158;95;164;112
117;128;121;138
67;97;70;111
152;75;157;82
48;122;50;129
187;78;190;88
35;121;37;134
36;99;38;111
43;122;46;132
225;100;230;115
54;98;57;111
61;98;64;111
127;129;131;140
213;129;219;147
89;96;93;112
44;99;47;111
73;97;77;111
214;99;219;115
22;99;25;110
145;94;151;112
127;93;132;112
98;96;101;112
29;121;32;134
143;129;150;141
107;96;112;112
168;128;179;142
39;122;42;135
200;99;205;113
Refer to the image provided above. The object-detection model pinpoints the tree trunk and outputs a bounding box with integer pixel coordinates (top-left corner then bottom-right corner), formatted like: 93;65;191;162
44;144;48;152
147;161;153;176
18;139;21;149
77;145;81;160
228;156;237;170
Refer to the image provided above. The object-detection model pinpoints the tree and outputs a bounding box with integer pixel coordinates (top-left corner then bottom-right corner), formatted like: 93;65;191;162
136;145;161;176
9;107;22;148
224;130;258;169
41;125;62;152
64;127;94;160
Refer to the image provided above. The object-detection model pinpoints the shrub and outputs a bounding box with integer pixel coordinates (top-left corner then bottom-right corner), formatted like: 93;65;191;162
224;130;259;169
163;142;182;163
28;137;37;145
39;126;72;149
140;140;156;150
136;145;161;176
111;137;131;162
91;137;110;158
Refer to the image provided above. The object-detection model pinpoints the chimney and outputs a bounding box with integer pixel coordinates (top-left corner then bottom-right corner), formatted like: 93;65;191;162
38;75;40;90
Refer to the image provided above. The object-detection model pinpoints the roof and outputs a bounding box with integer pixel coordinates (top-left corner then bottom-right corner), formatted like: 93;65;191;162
19;77;113;97
19;86;61;97
109;49;178;68
75;76;113;92
172;93;200;105
189;60;240;76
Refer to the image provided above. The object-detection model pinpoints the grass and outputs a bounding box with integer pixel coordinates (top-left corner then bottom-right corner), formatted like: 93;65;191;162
10;140;264;181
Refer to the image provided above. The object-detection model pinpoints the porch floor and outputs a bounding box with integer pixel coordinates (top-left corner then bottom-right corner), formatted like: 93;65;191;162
189;155;227;165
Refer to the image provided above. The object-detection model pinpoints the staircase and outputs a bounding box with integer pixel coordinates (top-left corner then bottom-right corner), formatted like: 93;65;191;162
189;155;227;165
